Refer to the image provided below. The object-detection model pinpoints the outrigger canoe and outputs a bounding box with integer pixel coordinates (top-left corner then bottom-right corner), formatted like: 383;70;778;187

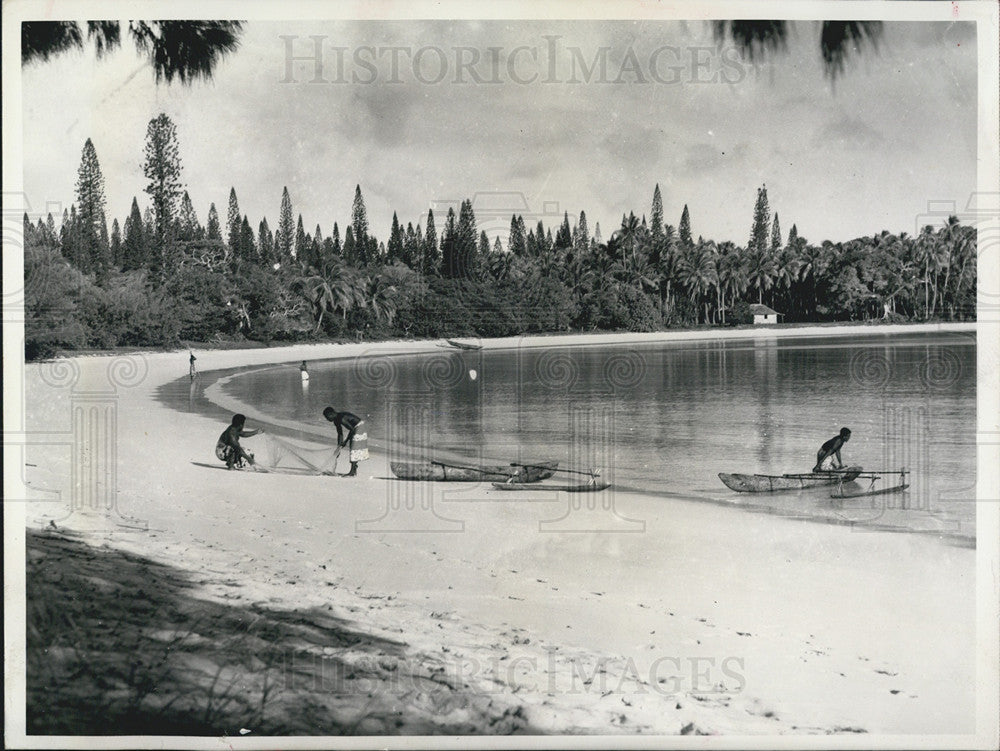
719;466;863;493
445;339;483;351
390;460;556;482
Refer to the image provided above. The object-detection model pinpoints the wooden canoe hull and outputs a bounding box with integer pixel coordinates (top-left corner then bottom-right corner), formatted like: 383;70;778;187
719;466;863;493
491;481;611;492
445;339;482;351
390;461;556;482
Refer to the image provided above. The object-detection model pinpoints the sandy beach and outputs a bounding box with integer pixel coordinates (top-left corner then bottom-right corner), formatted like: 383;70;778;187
7;322;996;744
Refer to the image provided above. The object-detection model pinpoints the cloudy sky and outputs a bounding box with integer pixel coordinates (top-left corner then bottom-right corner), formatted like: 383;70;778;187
20;18;977;247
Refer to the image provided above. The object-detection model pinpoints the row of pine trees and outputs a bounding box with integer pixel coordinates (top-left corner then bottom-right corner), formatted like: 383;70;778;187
24;113;977;359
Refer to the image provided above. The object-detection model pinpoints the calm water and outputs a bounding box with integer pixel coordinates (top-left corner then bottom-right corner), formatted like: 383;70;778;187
219;332;977;541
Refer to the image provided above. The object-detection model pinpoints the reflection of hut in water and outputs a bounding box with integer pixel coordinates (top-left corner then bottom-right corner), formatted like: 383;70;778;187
750;304;783;324
753;336;778;375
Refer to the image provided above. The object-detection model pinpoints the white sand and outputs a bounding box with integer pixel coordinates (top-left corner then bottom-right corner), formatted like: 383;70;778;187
8;322;996;743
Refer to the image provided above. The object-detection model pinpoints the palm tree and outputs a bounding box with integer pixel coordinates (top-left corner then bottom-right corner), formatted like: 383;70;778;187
940;217;975;319
773;248;802;313
613;212;643;269
745;250;777;305
367;263;425;326
330;267;367;322
650;232;678;315
676;240;719;323
715;244;746;324
913;225;941;319
564;248;597;310
23;21;244;84
293;275;337;333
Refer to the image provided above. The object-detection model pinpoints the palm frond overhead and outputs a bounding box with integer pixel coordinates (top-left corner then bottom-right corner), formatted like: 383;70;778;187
712;20;788;62
22;20;244;85
714;19;883;79
820;21;882;78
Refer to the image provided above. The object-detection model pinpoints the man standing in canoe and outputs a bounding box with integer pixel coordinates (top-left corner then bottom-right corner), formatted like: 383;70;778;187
323;406;368;477
813;427;851;472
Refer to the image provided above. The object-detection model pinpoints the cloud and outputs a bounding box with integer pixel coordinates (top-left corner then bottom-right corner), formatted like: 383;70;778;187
812;116;886;150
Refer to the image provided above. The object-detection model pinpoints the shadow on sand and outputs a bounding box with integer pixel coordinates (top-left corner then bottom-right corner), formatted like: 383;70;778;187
26;528;536;736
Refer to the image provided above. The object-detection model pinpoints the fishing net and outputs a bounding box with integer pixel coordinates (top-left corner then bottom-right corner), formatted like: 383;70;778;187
254;434;340;475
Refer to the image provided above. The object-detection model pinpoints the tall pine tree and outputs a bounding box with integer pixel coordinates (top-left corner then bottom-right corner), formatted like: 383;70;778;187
748;185;771;257
679;205;693;247
142;113;183;276
770;212;782;252
422;209;439;275
177;190;200;241
508;214;526;256
440;207;459;278
554;212;572;249
574;211;589;252
74;137;110;274
258;218;274;267
650;184;664;240
239;215;256;262
351;185;369;265
387;212;403;264
331;222;341;257
206;203;222;241
310;224;324;271
122;198;146;271
276;187;294;262
294;215;307;263
45;213;58;245
403;222;419;269
456;199;478;277
343;226;356;261
109;218;122;267
226;188;242;253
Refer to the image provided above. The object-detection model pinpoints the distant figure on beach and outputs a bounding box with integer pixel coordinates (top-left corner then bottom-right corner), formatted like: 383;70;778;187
300;360;309;381
189;352;197;380
813;427;851;472
216;413;263;470
323;406;368;477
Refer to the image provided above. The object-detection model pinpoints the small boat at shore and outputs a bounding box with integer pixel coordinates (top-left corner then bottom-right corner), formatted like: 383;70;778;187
445;338;483;351
719;466;863;493
390;460;557;482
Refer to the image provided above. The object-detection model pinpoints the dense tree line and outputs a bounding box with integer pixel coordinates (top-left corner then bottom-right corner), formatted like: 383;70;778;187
23;114;977;360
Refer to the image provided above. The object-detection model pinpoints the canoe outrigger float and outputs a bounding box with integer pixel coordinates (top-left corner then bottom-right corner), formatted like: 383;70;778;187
492;481;611;492
830;468;909;499
390;460;556;482
491;465;609;492
719;466;863;493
